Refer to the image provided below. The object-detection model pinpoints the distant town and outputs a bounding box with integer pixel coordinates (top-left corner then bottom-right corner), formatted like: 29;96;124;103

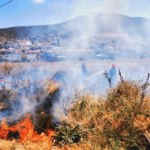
0;33;150;63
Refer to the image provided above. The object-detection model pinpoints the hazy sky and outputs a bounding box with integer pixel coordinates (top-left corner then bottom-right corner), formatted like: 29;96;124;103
0;0;150;28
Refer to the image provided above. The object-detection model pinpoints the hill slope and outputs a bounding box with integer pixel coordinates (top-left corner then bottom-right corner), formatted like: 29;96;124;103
0;13;150;41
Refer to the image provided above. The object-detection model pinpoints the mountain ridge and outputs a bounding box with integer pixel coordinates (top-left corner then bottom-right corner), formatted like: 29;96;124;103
0;12;150;41
1;12;149;30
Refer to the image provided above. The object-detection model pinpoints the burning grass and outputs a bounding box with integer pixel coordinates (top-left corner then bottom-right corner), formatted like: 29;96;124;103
0;62;62;149
0;114;53;142
2;79;150;149
1;62;150;149
0;114;91;150
0;115;54;149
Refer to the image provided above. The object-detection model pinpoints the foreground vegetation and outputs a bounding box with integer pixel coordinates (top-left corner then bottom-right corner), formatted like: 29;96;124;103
1;62;150;149
2;80;150;150
56;79;150;150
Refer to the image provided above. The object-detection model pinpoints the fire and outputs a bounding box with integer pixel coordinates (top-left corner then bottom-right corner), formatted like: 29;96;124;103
0;114;54;144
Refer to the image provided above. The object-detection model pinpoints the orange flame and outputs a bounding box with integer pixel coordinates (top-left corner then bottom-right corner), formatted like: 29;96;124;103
0;115;54;144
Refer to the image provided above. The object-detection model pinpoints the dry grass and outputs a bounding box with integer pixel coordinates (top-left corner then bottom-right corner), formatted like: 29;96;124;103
60;80;150;149
0;139;92;150
0;139;54;150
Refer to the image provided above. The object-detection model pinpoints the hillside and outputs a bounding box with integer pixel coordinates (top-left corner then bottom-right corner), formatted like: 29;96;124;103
0;13;150;42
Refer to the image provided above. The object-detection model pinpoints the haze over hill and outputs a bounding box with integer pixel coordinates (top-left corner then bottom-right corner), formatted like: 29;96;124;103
0;12;150;40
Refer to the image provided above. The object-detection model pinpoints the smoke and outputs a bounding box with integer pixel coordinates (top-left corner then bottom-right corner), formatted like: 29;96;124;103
101;0;129;14
2;0;150;125
68;0;129;20
39;1;150;124
0;64;57;122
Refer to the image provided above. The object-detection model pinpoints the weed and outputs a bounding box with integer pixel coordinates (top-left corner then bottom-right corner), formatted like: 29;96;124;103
54;123;82;146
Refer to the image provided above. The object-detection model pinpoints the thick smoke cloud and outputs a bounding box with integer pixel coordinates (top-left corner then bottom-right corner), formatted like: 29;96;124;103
101;0;129;14
2;0;150;124
50;0;150;122
68;0;129;19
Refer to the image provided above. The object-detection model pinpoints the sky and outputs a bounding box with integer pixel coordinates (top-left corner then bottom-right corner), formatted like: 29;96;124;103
0;0;150;29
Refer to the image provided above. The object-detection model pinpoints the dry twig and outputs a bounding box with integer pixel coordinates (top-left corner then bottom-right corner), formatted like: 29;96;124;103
118;69;124;83
103;72;112;88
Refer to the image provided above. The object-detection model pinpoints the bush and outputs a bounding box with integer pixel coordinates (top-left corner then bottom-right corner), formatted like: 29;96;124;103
57;80;150;149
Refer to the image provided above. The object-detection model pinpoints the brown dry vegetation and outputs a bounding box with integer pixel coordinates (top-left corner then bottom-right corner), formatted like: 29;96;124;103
1;62;150;149
0;139;91;150
60;80;150;150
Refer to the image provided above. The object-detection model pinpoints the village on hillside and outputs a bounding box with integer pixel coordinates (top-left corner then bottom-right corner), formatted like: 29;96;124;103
0;32;150;62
